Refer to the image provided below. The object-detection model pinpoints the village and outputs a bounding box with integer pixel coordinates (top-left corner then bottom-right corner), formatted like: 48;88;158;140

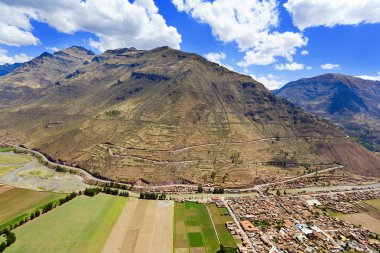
215;189;380;253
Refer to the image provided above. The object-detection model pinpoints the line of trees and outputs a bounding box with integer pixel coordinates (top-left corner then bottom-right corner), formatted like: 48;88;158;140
0;228;16;252
213;187;225;194
83;187;129;197
139;192;166;200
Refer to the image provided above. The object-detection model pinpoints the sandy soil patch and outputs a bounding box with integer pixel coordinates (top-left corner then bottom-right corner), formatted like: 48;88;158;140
102;198;174;253
175;248;189;253
0;184;13;193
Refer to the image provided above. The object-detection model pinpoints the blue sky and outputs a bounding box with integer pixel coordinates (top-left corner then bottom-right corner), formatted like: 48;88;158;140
0;0;379;89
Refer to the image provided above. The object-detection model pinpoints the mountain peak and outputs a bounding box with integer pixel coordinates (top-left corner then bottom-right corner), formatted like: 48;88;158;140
38;52;54;58
58;46;95;57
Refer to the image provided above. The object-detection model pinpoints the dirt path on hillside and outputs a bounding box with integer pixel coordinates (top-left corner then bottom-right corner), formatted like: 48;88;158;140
102;198;174;253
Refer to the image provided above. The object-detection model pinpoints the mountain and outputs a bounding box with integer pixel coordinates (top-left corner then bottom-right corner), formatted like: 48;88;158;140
0;48;379;186
275;73;380;152
0;63;22;76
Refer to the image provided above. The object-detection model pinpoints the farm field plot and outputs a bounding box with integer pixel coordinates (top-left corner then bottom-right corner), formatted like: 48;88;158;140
364;198;380;210
174;202;219;253
5;194;126;253
102;198;173;253
339;213;380;234
207;204;236;248
0;188;63;228
337;198;380;234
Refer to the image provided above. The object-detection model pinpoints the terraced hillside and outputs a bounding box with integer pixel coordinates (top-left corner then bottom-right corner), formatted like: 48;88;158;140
0;46;379;187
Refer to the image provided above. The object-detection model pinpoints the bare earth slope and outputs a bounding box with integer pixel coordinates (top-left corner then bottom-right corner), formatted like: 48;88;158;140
0;48;379;186
275;73;380;152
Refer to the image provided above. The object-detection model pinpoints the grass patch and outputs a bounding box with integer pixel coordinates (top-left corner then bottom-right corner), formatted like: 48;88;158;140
174;202;220;253
0;153;31;165
0;147;13;152
17;169;54;179
188;232;204;247
7;194;126;253
208;204;236;248
0;188;64;227
218;207;230;216
252;219;271;229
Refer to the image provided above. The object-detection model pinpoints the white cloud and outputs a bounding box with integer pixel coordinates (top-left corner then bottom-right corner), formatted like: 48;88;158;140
0;2;40;46
306;66;312;70
321;63;340;70
275;62;304;71
172;0;307;66
204;52;226;64
356;72;380;81
0;49;32;64
284;0;380;30
0;0;181;51
238;32;307;66
251;74;286;90
204;51;234;70
301;50;309;55
45;46;59;52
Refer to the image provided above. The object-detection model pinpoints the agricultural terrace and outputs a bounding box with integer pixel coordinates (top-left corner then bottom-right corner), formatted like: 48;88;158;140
174;202;219;253
207;204;237;248
6;194;126;253
0;188;63;229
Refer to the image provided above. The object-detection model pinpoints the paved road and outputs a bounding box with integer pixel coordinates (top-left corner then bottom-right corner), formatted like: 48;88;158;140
223;199;257;253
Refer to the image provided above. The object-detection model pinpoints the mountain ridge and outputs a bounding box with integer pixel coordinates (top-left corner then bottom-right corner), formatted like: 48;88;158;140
275;73;380;151
0;47;379;186
0;63;22;76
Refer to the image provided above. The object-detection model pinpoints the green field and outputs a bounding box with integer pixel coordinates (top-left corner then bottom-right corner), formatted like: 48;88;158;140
207;204;236;248
174;202;219;253
0;147;13;152
0;188;64;228
364;198;380;210
6;194;126;253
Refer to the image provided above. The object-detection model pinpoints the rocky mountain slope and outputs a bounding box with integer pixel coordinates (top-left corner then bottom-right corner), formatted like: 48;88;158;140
0;48;379;186
275;74;380;152
0;63;21;76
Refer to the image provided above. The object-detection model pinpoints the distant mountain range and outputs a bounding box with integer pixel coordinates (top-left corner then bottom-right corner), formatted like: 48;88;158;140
0;48;379;185
275;73;380;152
0;63;22;76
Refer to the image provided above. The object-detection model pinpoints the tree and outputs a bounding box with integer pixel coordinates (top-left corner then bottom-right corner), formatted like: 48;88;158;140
276;189;281;196
197;185;203;193
217;244;238;253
